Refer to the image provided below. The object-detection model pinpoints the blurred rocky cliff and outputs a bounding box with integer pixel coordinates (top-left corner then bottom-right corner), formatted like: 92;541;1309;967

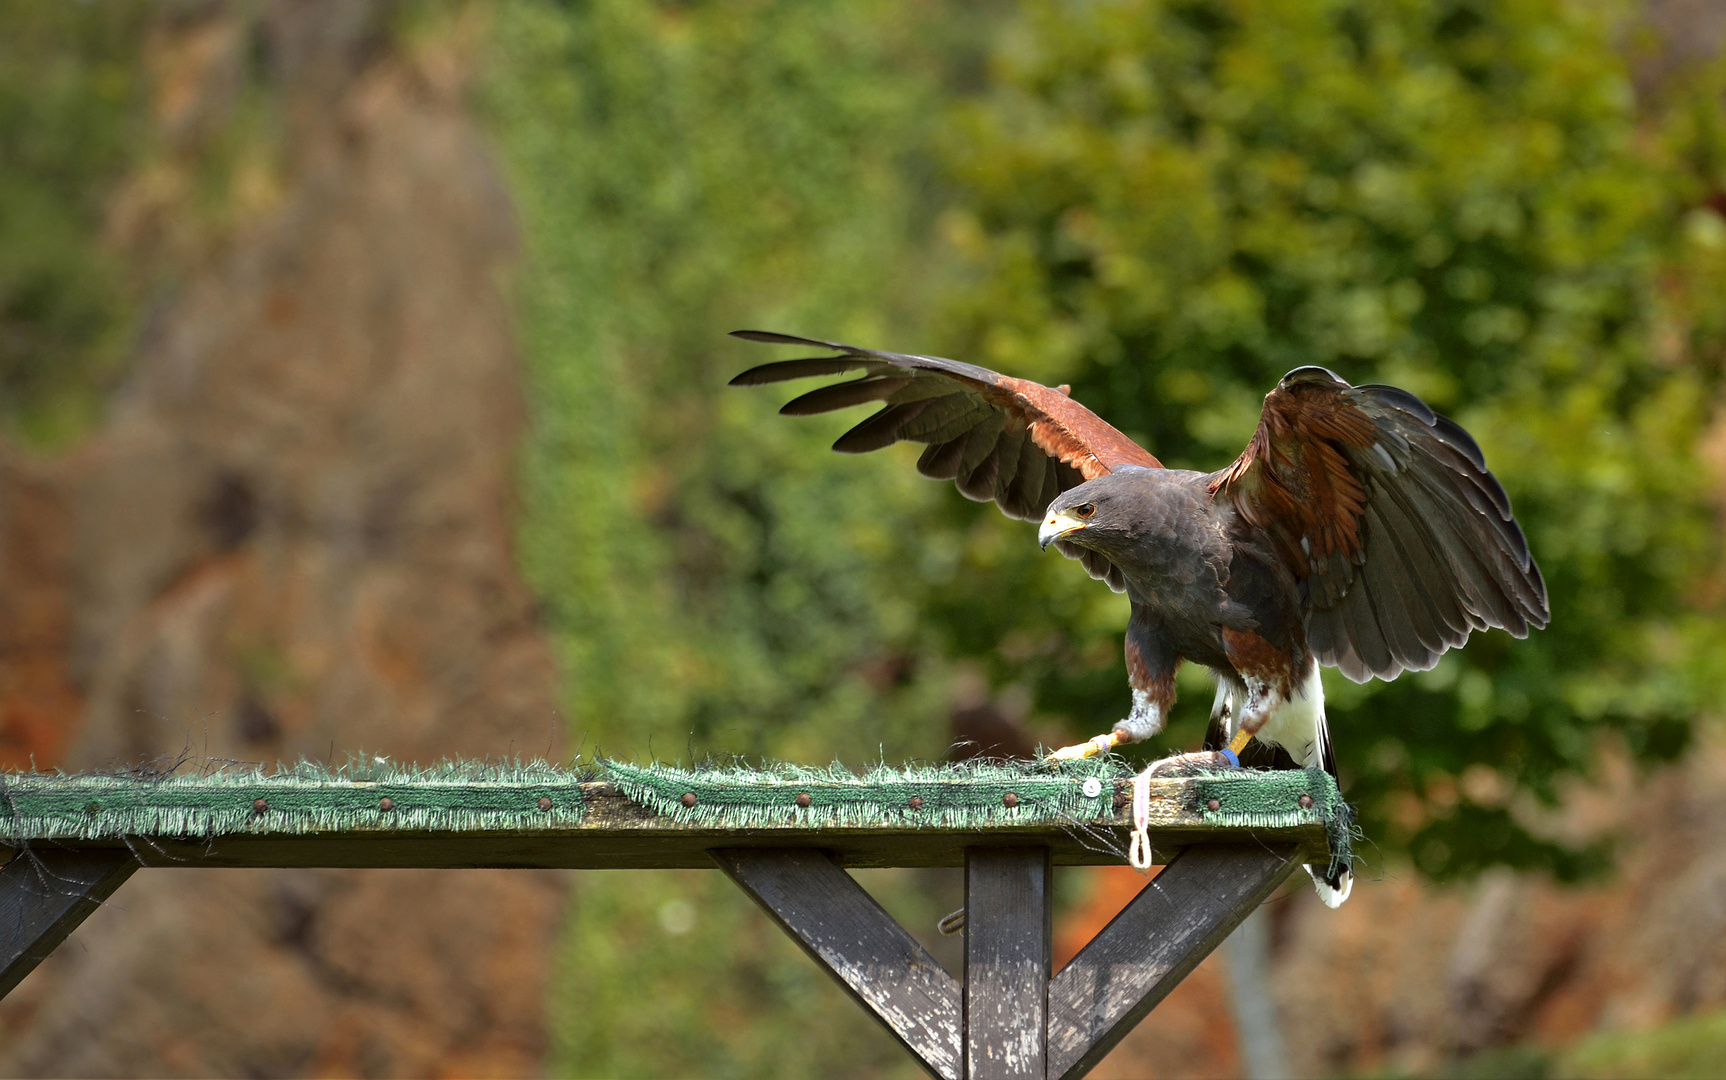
0;3;565;1074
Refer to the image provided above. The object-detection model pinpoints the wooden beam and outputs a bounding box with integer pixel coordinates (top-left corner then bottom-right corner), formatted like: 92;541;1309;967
0;776;1332;871
0;846;138;997
964;847;1051;1080
29;823;1317;871
713;848;963;1080
1046;844;1304;1080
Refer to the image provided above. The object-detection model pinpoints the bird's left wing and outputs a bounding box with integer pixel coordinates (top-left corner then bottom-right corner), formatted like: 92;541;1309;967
1210;367;1549;682
730;330;1162;590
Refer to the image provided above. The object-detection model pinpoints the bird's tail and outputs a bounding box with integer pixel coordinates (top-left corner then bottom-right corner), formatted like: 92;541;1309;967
1305;862;1353;908
1307;693;1353;907
1207;665;1354;907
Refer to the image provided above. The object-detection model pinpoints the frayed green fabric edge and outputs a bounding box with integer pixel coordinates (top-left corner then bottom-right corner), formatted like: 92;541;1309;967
1195;767;1354;877
602;759;1125;829
0;759;589;841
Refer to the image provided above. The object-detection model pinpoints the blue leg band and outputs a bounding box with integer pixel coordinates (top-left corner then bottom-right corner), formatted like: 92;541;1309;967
1220;748;1241;769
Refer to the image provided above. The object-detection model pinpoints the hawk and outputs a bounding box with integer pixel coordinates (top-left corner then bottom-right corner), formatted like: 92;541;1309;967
731;331;1549;905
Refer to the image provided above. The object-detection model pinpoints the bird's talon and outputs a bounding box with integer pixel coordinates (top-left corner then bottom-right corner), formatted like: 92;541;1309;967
1046;733;1119;761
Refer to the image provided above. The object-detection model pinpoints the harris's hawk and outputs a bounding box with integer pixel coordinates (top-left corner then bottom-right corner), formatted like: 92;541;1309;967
731;331;1549;905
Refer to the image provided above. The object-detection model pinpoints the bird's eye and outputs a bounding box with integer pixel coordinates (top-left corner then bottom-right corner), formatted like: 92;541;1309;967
1074;504;1096;519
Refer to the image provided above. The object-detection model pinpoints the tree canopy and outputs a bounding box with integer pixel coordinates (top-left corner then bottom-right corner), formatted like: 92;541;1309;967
932;0;1726;881
485;0;1726;1072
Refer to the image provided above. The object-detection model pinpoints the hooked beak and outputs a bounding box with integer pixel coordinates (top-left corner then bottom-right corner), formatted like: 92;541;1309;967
1038;508;1090;550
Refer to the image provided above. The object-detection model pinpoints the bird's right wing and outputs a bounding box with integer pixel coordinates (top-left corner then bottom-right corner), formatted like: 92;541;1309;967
730;330;1162;590
1211;367;1548;682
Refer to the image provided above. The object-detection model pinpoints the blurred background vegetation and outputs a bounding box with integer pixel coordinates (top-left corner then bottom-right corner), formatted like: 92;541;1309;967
480;0;1726;1072
0;0;146;447
9;0;1726;1076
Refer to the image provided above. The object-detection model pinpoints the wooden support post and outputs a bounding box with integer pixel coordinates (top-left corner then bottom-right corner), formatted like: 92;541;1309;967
1046;844;1304;1080
963;847;1051;1080
713;848;963;1080
0;847;138;997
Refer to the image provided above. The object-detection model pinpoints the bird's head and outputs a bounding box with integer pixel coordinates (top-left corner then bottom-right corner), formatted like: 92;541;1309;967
1037;469;1152;552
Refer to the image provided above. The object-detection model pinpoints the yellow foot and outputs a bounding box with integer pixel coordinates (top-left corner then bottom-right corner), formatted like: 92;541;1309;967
1046;731;1125;761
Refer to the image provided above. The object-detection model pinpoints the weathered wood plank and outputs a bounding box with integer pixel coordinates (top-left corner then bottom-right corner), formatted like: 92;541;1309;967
0;847;139;997
0;781;1328;870
714;848;962;1080
964;847;1051;1080
28;826;1314;870
1046;844;1304;1080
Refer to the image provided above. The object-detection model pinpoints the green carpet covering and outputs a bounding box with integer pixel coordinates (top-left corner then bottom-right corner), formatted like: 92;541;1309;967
605;759;1122;829
0;758;1350;874
0;759;591;840
1195;766;1355;882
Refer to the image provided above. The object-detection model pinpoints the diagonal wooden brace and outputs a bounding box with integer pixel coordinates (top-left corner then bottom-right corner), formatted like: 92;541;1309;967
713;847;964;1080
719;843;1303;1080
0;846;139;998
1047;843;1304;1080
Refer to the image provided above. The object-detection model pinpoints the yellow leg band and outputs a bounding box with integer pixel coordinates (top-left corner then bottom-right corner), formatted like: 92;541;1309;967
1227;728;1253;755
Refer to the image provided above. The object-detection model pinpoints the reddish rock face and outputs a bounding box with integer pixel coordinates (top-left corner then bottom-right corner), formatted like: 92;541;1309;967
0;3;566;1075
0;460;80;770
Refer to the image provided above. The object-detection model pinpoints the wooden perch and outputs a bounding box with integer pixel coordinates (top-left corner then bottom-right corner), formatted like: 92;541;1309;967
0;762;1342;1079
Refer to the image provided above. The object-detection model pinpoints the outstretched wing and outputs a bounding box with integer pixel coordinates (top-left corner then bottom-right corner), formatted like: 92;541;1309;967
730;330;1161;590
1210;367;1549;683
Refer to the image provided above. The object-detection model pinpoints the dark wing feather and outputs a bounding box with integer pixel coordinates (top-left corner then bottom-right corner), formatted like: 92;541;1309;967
1211;367;1548;683
731;330;1163;588
780;376;912;415
727;352;874;386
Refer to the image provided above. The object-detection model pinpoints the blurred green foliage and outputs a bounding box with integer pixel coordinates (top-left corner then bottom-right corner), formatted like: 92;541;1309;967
489;0;974;767
485;2;981;1074
484;0;1726;1073
550;866;946;1079
1376;1005;1726;1079
495;0;1726;891
0;0;146;448
1557;1006;1726;1079
929;0;1726;882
